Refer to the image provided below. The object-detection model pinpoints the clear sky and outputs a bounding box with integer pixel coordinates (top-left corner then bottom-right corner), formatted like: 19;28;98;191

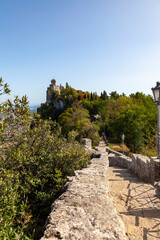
1;0;160;105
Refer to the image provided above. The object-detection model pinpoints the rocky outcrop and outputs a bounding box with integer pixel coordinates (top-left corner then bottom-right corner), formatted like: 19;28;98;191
41;151;126;240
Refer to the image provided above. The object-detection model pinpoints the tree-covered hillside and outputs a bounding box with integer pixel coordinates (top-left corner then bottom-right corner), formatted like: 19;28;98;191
38;85;157;153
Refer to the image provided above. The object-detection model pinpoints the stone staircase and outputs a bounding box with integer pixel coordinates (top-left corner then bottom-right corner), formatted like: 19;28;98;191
97;140;107;152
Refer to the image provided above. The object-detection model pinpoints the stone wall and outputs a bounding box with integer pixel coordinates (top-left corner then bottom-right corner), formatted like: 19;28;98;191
132;154;154;182
41;151;127;240
106;147;125;157
108;148;160;183
109;153;132;170
83;138;92;150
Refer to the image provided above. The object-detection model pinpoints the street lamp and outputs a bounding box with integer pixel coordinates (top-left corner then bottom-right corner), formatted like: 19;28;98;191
151;82;160;158
122;133;125;155
103;122;106;134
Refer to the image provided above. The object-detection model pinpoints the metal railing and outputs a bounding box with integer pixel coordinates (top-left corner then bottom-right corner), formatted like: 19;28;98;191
102;132;108;146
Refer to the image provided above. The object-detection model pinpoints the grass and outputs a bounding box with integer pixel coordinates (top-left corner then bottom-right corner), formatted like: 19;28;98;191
109;143;129;153
108;142;157;159
140;146;157;158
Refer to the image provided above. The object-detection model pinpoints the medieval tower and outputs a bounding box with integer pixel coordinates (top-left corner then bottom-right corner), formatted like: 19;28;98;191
46;79;64;104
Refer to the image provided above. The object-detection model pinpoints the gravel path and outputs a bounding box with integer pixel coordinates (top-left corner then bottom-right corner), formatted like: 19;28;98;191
109;165;160;240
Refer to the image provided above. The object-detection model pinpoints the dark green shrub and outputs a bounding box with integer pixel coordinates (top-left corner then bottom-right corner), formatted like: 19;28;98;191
0;119;90;239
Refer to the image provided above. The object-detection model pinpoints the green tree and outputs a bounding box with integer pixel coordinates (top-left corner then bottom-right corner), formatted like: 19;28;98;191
103;94;156;152
100;90;108;100
109;91;120;100
1;95;31;148
0;118;91;239
0;77;10;128
66;82;69;88
0;77;10;96
0;80;91;239
59;105;99;145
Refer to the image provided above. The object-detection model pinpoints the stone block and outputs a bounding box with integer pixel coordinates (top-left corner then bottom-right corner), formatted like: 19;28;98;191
132;154;152;183
83;138;92;150
108;154;132;169
150;157;160;183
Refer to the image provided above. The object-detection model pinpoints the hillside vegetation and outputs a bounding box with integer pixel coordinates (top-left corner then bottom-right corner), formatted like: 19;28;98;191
0;78;157;239
0;78;90;239
38;85;157;153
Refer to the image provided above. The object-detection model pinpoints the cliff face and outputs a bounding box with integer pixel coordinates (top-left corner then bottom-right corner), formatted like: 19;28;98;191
41;149;126;240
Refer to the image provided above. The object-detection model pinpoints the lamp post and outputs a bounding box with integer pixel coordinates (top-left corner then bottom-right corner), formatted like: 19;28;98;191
151;82;160;158
103;122;106;134
122;133;125;155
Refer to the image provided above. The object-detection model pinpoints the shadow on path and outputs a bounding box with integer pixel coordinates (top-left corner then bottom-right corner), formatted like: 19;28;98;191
109;166;160;240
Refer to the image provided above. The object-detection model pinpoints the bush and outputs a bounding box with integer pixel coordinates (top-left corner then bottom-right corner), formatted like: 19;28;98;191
0;119;91;239
59;105;99;145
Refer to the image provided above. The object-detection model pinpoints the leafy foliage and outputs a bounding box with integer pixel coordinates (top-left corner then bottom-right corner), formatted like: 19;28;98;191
0;118;91;239
0;77;158;239
0;79;91;239
38;82;157;152
104;94;157;151
0;77;10;97
59;104;99;145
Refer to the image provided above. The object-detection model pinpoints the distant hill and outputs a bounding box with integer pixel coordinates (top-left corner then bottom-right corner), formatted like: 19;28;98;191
0;105;40;119
29;105;40;114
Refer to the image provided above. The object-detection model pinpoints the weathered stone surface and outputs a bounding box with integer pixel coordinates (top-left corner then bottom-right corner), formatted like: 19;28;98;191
150;157;160;182
109;154;132;169
41;152;126;240
108;149;157;183
83;138;92;150
132;154;151;182
106;147;122;156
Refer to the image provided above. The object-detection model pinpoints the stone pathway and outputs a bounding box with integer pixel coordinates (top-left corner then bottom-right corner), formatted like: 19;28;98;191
109;165;160;240
97;140;107;152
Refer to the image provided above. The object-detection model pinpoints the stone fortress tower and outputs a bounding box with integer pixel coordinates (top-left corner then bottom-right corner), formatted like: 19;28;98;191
46;79;64;104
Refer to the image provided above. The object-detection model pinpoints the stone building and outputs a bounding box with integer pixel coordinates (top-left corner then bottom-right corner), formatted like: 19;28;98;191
46;79;64;104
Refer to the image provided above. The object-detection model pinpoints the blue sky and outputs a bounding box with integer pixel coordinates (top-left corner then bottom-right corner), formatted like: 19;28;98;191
1;0;160;105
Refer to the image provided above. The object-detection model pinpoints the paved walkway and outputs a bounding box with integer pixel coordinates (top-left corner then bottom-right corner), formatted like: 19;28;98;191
109;165;160;240
97;140;107;152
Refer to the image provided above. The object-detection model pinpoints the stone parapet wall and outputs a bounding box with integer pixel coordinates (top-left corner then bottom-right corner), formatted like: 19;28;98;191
41;151;126;240
83;138;92;150
109;153;132;170
108;149;159;183
132;154;154;182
